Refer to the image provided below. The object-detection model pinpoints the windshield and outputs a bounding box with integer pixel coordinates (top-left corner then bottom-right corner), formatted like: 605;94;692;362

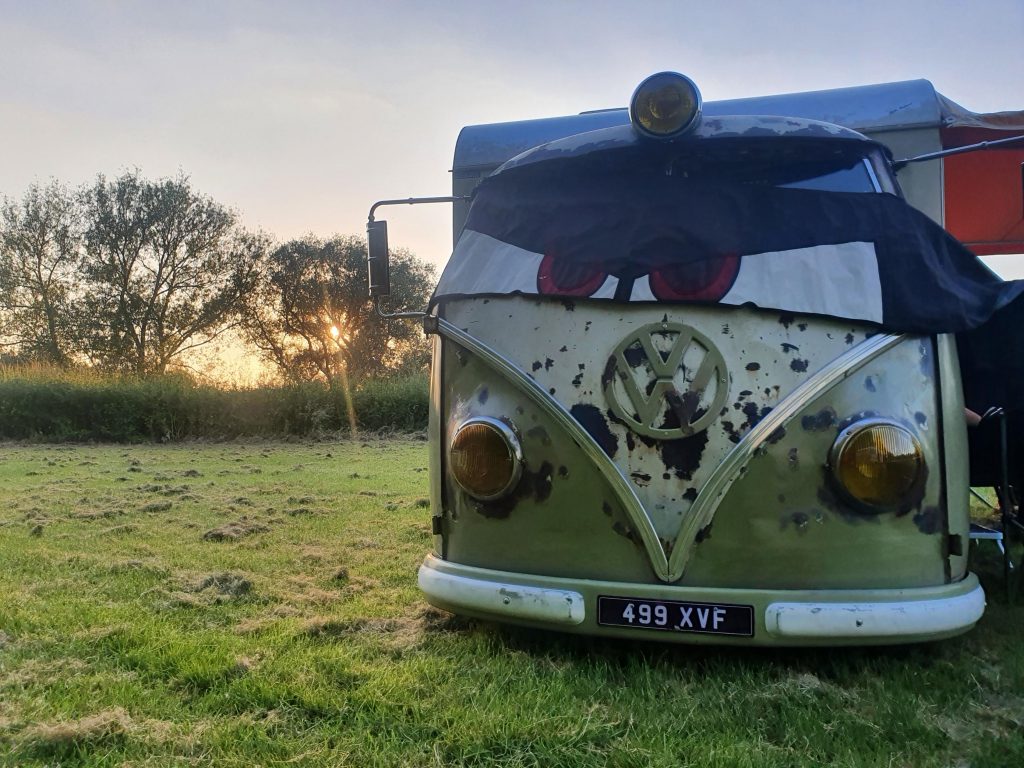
665;140;882;193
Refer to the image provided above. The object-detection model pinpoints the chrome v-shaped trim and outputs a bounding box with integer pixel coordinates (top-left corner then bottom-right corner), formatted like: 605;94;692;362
666;332;907;581
434;317;672;581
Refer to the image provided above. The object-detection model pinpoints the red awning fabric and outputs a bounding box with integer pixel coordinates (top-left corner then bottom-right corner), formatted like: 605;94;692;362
938;95;1024;256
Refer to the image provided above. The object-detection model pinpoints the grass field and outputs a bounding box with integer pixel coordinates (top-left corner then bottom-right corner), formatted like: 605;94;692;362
0;440;1021;767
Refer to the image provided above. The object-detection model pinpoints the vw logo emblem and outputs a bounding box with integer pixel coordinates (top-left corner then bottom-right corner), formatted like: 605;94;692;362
604;322;729;440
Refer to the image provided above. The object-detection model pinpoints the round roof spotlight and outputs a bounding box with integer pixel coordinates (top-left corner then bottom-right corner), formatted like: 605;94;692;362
629;72;702;139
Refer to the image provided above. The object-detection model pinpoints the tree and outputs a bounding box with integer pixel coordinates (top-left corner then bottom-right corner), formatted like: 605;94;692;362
0;181;82;365
240;235;435;382
78;171;265;374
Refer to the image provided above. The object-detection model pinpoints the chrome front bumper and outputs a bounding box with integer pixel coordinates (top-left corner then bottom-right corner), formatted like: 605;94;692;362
419;555;986;646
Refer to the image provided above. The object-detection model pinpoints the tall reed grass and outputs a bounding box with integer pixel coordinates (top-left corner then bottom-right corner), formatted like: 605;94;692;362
0;364;428;441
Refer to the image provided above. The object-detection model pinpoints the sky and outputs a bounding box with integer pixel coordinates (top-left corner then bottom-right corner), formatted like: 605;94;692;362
1;0;1023;277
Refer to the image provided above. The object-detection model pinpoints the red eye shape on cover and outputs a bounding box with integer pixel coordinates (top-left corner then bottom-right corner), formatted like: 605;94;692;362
536;254;607;297
648;254;740;301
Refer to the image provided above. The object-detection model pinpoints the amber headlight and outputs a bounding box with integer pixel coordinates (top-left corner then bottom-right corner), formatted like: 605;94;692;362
449;417;522;501
629;72;702;139
829;419;925;510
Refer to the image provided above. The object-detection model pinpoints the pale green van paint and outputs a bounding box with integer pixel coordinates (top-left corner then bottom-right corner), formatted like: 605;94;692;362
420;298;981;645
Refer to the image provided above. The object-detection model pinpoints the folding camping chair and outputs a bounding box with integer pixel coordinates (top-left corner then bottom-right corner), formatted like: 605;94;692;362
968;407;1024;601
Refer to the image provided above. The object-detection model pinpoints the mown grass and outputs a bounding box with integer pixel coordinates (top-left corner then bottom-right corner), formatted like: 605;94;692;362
0;366;428;440
0;441;1021;767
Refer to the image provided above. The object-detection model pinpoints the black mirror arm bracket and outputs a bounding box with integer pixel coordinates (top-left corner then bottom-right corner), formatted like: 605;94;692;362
892;133;1024;172
368;196;469;223
372;296;427;322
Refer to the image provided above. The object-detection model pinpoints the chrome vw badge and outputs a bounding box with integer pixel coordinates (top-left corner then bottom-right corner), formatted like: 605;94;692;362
604;322;729;440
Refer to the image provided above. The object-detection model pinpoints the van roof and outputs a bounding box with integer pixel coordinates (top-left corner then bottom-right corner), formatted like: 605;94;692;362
452;79;1005;176
493;117;874;177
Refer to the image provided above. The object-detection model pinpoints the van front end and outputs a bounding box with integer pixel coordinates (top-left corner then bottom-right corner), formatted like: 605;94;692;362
420;298;983;646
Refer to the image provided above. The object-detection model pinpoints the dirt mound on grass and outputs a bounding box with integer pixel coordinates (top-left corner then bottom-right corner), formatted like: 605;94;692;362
20;707;133;757
202;517;268;541
190;572;253;597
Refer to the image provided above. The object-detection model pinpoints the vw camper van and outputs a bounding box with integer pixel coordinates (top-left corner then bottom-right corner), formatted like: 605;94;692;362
368;73;1024;645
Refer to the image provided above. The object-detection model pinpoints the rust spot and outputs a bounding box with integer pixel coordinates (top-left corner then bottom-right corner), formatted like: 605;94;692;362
475;460;555;519
660;431;709;481
740;402;771;432
778;313;795;329
561;299;576;312
682;487;698;502
600;356;617;389
531;361;543;372
662;472;671;480
584;321;592;332
722;420;740;444
529;461;554;503
837;410;879;431
915;412;927;427
787;447;799;470
612;520;642;547
544;358;554;371
865;376;876;393
625;431;636;451
526;425;551;447
548;387;556;395
745;362;761;372
845;333;855;345
559;345;568;352
767;425;787;444
558;465;569;478
477;387;489;404
663;389;704;430
781;343;799;354
695;523;713;543
630;471;652;486
738;389;752;400
790;358;809;373
788;511;810;532
721;323;730;334
797;323;808;332
572;372;584;388
913;507;941;534
623;344;646;367
801;407;836;432
602;501;613;517
569;404;619;458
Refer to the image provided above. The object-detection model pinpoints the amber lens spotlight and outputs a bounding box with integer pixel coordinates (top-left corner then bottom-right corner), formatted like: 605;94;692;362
630;72;702;138
449;418;523;501
830;420;924;510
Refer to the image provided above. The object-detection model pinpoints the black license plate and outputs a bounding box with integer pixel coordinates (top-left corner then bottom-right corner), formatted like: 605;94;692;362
597;596;754;637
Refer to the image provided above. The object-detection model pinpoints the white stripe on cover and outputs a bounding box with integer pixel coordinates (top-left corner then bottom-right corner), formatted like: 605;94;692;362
722;242;883;323
437;230;543;296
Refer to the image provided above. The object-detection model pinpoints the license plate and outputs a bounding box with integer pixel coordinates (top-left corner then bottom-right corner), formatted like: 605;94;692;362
597;596;754;637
